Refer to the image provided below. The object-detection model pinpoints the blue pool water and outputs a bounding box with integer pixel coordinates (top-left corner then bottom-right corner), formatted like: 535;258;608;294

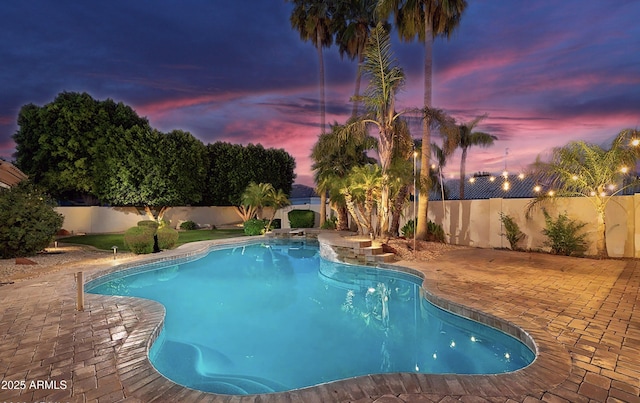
87;240;534;395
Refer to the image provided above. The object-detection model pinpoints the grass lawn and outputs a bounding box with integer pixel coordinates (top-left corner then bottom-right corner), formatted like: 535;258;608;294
60;229;246;252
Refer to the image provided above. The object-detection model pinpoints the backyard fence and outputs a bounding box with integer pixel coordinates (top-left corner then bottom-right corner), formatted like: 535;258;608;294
56;193;640;258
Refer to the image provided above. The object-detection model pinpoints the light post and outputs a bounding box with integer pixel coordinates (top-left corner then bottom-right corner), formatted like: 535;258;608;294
413;150;418;253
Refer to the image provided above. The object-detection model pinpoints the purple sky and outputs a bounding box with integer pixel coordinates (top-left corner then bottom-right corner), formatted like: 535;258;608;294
1;1;638;186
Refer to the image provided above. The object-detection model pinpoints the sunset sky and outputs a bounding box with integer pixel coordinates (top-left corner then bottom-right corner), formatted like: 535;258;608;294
1;1;638;186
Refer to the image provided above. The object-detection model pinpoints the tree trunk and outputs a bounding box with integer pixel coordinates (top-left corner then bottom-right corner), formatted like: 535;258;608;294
319;191;327;227
416;22;434;241
390;185;409;236
596;206;608;258
316;32;326;133
378;128;394;238
351;52;365;118
459;147;468;199
337;204;349;231
344;194;366;235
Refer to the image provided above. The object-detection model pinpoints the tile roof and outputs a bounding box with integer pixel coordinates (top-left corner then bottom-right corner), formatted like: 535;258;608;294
0;160;27;188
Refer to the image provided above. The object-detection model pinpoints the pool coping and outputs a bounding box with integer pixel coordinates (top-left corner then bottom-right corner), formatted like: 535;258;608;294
81;236;572;401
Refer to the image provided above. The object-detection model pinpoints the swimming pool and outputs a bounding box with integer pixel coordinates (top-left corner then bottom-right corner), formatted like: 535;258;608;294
87;240;535;395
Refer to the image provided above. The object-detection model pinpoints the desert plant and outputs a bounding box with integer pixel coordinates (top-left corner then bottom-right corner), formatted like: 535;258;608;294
321;216;337;230
124;226;155;254
400;219;415;238
542;210;588;256
427;221;445;243
157;227;179;249
0;182;63;258
499;213;525;250
288;210;315;228
179;220;198;230
243;219;267;236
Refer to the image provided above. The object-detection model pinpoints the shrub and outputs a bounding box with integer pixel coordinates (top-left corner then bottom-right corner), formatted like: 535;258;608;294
244;219;267;236
401;219;415;238
137;220;160;252
321;216;337;230
124;226;155;254
179;220;198;230
0;182;63;258
427;221;446;243
499;213;525;250
137;220;159;233
157;227;179;249
288;210;315;228
542;210;588;256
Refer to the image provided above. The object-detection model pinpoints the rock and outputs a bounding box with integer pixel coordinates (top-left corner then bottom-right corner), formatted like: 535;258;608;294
15;257;38;265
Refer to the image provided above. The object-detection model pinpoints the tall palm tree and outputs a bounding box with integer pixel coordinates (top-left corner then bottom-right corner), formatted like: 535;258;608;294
378;0;467;240
288;0;336;132
333;0;378;117
449;115;497;199
527;128;640;258
357;22;405;237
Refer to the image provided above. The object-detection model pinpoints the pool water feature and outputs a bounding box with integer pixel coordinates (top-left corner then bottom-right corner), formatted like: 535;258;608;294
87;240;535;395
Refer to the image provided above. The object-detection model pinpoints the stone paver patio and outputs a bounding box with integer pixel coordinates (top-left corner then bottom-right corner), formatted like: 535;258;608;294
0;239;638;402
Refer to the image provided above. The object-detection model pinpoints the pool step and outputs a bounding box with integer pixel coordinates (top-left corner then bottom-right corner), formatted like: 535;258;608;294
155;338;288;395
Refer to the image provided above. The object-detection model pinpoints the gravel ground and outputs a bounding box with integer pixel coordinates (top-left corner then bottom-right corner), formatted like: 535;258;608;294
385;237;469;262
0;244;134;283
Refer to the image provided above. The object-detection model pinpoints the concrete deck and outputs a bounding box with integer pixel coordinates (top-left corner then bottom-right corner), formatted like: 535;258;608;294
0;240;638;402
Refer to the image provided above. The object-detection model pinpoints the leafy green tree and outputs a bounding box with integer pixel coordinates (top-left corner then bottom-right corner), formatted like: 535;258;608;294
527;128;640;258
0;182;63;258
444;115;497;199
287;0;336;132
378;0;468;240
95;127;208;221
12;92;150;201
203;142;245;206
203;142;296;206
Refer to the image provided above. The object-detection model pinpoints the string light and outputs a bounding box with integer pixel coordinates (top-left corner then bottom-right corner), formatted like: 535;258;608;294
571;175;578;180
534;185;541;192
548;190;555;196
502;170;508;178
489;176;495;182
502;181;510;191
469;177;476;183
632;138;640;147
518;173;525;179
621;166;629;173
